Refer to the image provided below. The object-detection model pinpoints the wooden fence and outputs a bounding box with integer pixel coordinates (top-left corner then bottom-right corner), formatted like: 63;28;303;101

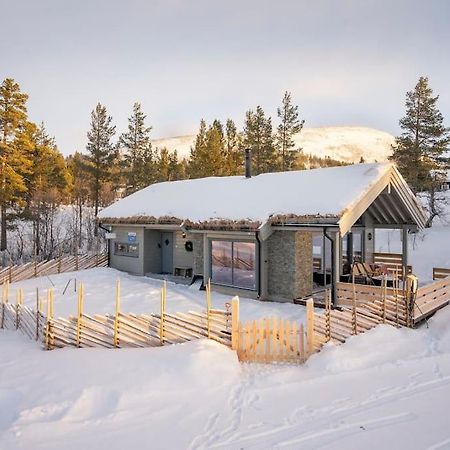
2;271;450;365
0;279;232;350
433;267;450;280
413;275;450;323
0;253;108;285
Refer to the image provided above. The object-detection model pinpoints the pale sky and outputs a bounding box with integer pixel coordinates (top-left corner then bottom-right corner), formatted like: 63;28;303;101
1;0;449;155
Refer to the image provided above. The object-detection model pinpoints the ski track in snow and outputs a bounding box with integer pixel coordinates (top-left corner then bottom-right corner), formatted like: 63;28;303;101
204;375;450;449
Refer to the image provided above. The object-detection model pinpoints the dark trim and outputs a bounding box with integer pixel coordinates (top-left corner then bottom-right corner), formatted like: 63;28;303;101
324;228;337;307
209;237;258;292
255;231;262;298
98;222;111;266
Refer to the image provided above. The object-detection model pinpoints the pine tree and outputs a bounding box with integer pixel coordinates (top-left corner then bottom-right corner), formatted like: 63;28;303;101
67;151;91;248
390;76;450;225
23;122;70;255
223;119;243;175
155;148;185;182
85;103;116;216
188;120;225;178
0;78;31;251
277;91;304;171
243;106;277;175
119;102;154;194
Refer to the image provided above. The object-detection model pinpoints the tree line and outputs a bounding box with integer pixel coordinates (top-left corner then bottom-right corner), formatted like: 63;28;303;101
2;80;337;258
0;75;448;260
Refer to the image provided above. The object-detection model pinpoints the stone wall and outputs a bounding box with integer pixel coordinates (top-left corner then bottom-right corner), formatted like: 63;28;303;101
267;230;313;300
192;234;204;275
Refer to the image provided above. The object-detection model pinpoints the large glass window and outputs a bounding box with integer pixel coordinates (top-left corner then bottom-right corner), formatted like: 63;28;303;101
211;240;256;290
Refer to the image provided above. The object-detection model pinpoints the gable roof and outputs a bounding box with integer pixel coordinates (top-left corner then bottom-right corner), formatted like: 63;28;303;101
98;163;427;234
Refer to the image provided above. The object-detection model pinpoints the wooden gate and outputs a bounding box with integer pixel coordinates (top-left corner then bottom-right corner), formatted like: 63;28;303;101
236;318;306;363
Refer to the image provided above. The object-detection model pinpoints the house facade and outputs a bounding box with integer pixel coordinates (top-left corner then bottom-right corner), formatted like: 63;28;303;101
98;163;427;303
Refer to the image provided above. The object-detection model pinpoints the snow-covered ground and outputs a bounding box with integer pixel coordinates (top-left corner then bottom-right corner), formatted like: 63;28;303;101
2;198;450;449
1;294;450;449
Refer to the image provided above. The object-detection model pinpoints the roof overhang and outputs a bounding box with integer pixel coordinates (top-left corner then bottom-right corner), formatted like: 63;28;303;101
338;165;427;235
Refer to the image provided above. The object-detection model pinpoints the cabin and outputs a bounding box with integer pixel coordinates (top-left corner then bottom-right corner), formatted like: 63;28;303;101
97;162;427;304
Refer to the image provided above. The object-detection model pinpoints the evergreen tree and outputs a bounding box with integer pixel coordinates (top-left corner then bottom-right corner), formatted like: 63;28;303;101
66;151;91;247
188;119;207;178
119;102;154;194
23;122;70;255
188;120;225;178
243;106;277;175
85;103;116;216
390;76;450;225
276;91;304;171
223;118;243;175
0;78;31;250
155;148;185;182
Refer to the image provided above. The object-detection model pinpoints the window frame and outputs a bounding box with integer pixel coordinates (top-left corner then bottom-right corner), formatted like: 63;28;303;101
114;242;140;258
209;238;257;291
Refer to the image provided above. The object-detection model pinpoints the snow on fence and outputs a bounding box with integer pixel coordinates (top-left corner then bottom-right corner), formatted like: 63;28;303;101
0;253;108;285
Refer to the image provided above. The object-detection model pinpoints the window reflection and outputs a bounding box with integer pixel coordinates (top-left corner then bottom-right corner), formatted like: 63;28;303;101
211;240;256;290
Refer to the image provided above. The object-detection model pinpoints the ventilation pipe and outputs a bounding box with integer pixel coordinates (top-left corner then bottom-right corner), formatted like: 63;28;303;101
245;149;251;178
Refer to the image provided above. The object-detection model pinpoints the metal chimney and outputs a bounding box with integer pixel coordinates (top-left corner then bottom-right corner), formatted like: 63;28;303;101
245;149;251;178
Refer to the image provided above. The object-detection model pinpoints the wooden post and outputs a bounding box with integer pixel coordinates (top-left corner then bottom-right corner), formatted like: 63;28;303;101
231;296;240;350
1;282;6;329
8;261;12;284
159;281;167;345
36;287;40;341
15;289;20;330
206;278;211;339
95;235;100;267
306;298;315;356
45;288;54;350
76;283;84;347
382;276;387;324
325;289;331;342
34;251;37;277
113;278;121;347
351;273;358;334
57;246;62;274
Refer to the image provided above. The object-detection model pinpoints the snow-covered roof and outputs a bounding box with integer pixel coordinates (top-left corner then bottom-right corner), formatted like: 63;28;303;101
98;163;427;234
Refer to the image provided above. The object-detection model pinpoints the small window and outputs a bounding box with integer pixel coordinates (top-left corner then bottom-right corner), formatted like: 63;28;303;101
114;242;139;258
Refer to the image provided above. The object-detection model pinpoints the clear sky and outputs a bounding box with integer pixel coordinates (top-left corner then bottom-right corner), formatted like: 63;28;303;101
1;0;449;155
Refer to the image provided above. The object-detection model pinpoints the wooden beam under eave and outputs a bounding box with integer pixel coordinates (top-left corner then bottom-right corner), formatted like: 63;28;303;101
376;194;402;224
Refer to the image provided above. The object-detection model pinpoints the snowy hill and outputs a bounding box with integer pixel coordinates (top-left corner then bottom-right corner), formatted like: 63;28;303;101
152;126;395;163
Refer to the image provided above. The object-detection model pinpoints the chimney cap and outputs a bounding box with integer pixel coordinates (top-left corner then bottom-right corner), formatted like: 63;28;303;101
245;148;251;178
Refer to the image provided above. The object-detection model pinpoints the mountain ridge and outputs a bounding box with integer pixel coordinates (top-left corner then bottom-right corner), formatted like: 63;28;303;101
151;126;395;163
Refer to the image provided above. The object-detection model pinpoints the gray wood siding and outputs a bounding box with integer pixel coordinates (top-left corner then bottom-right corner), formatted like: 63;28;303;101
173;232;195;270
110;226;145;275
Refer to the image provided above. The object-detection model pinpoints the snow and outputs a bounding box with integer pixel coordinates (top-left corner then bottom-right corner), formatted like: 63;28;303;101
8;267;306;322
375;190;450;284
2;273;450;449
152;126;395;164
2;190;450;449
99;162;392;224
